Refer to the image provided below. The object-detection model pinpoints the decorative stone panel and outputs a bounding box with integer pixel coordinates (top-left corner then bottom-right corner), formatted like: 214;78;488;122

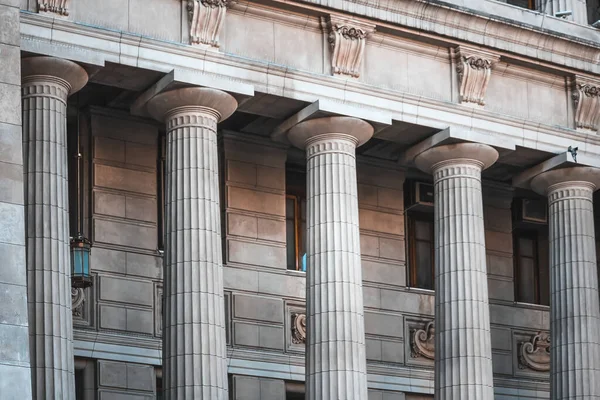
518;331;550;372
456;46;500;106
323;15;375;78
291;313;306;345
186;0;233;48
72;275;95;328
411;320;435;360
154;283;163;337
286;302;306;352
37;0;69;16
573;75;600;132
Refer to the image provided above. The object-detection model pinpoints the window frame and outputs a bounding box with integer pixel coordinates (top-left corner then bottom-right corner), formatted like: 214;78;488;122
286;193;305;271
513;229;542;305
406;211;435;290
285;167;306;272
506;0;536;10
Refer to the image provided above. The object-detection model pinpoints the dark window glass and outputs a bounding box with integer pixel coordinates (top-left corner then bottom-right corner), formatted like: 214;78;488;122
408;214;435;290
75;368;85;400
507;0;535;9
514;231;549;305
286;168;306;271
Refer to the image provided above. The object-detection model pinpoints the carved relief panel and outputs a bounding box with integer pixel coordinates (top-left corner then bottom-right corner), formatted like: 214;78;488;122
455;46;500;106
405;319;435;367
186;0;234;48
518;331;550;372
72;275;95;328
38;0;70;16
573;75;600;132
286;303;306;352
322;15;375;78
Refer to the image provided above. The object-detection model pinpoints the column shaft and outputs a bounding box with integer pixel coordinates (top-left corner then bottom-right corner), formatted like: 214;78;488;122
305;133;368;400
433;160;494;400
548;182;600;399
163;106;228;399
535;0;588;24
22;75;75;399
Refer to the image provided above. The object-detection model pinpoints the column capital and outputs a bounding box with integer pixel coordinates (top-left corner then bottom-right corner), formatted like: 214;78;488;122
286;116;373;150
147;87;237;122
530;166;600;195
414;142;499;174
21;56;88;95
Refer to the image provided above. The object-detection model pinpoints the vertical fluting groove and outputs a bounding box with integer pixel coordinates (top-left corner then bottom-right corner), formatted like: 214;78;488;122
305;134;367;400
22;77;76;400
433;161;494;400
549;183;600;400
163;107;228;400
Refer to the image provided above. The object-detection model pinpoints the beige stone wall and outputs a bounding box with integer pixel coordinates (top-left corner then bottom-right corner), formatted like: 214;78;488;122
88;108;162;338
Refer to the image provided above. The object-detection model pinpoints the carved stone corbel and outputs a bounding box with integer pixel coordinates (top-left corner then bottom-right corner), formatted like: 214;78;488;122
323;15;375;78
291;313;306;344
71;287;85;318
411;320;435;360
456;46;500;106
38;0;69;16
518;331;550;372
573;76;600;132
186;0;234;48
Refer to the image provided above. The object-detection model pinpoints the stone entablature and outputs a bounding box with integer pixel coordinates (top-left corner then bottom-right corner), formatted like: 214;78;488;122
573;75;600;132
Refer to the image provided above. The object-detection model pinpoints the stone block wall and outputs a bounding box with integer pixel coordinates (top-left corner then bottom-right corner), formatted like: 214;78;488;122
0;0;32;398
230;375;286;400
97;360;156;399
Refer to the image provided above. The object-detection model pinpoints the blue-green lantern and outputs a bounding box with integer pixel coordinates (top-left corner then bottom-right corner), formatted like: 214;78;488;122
71;233;92;288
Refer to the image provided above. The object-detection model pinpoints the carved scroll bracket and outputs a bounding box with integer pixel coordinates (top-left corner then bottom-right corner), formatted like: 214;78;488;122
573;75;600;132
519;331;550;372
38;0;70;16
291;313;306;344
186;0;234;48
71;287;85;318
411;320;435;360
455;46;500;106
323;15;375;78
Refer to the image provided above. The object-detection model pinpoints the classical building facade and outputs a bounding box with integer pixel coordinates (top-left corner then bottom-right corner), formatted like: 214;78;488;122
3;0;600;399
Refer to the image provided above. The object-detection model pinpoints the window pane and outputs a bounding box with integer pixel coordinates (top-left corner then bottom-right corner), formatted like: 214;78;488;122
286;219;296;270
415;220;432;241
519;237;534;257
415;240;434;290
517;257;536;304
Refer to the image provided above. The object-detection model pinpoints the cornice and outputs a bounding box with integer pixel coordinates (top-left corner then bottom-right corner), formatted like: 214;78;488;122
266;0;600;75
19;12;600;160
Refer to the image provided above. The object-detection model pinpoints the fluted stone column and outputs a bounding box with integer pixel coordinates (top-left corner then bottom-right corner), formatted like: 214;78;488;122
535;0;587;25
147;87;236;400
21;56;88;399
531;167;600;399
287;116;373;400
414;143;498;400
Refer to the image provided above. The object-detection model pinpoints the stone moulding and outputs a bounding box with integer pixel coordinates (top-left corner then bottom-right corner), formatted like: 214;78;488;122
411;320;435;360
519;331;550;372
324;15;375;78
291;313;306;344
186;0;233;48
456;46;500;106
573;75;600;132
38;0;69;16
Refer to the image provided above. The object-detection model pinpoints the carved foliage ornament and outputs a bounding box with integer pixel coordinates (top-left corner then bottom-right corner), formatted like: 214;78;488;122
186;0;233;48
291;313;306;344
411;320;435;360
456;46;500;106
519;331;550;372
573;76;600;131
38;0;69;16
326;16;375;78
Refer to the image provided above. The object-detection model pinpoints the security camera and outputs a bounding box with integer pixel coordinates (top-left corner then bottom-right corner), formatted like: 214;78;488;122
592;20;600;28
554;10;572;18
